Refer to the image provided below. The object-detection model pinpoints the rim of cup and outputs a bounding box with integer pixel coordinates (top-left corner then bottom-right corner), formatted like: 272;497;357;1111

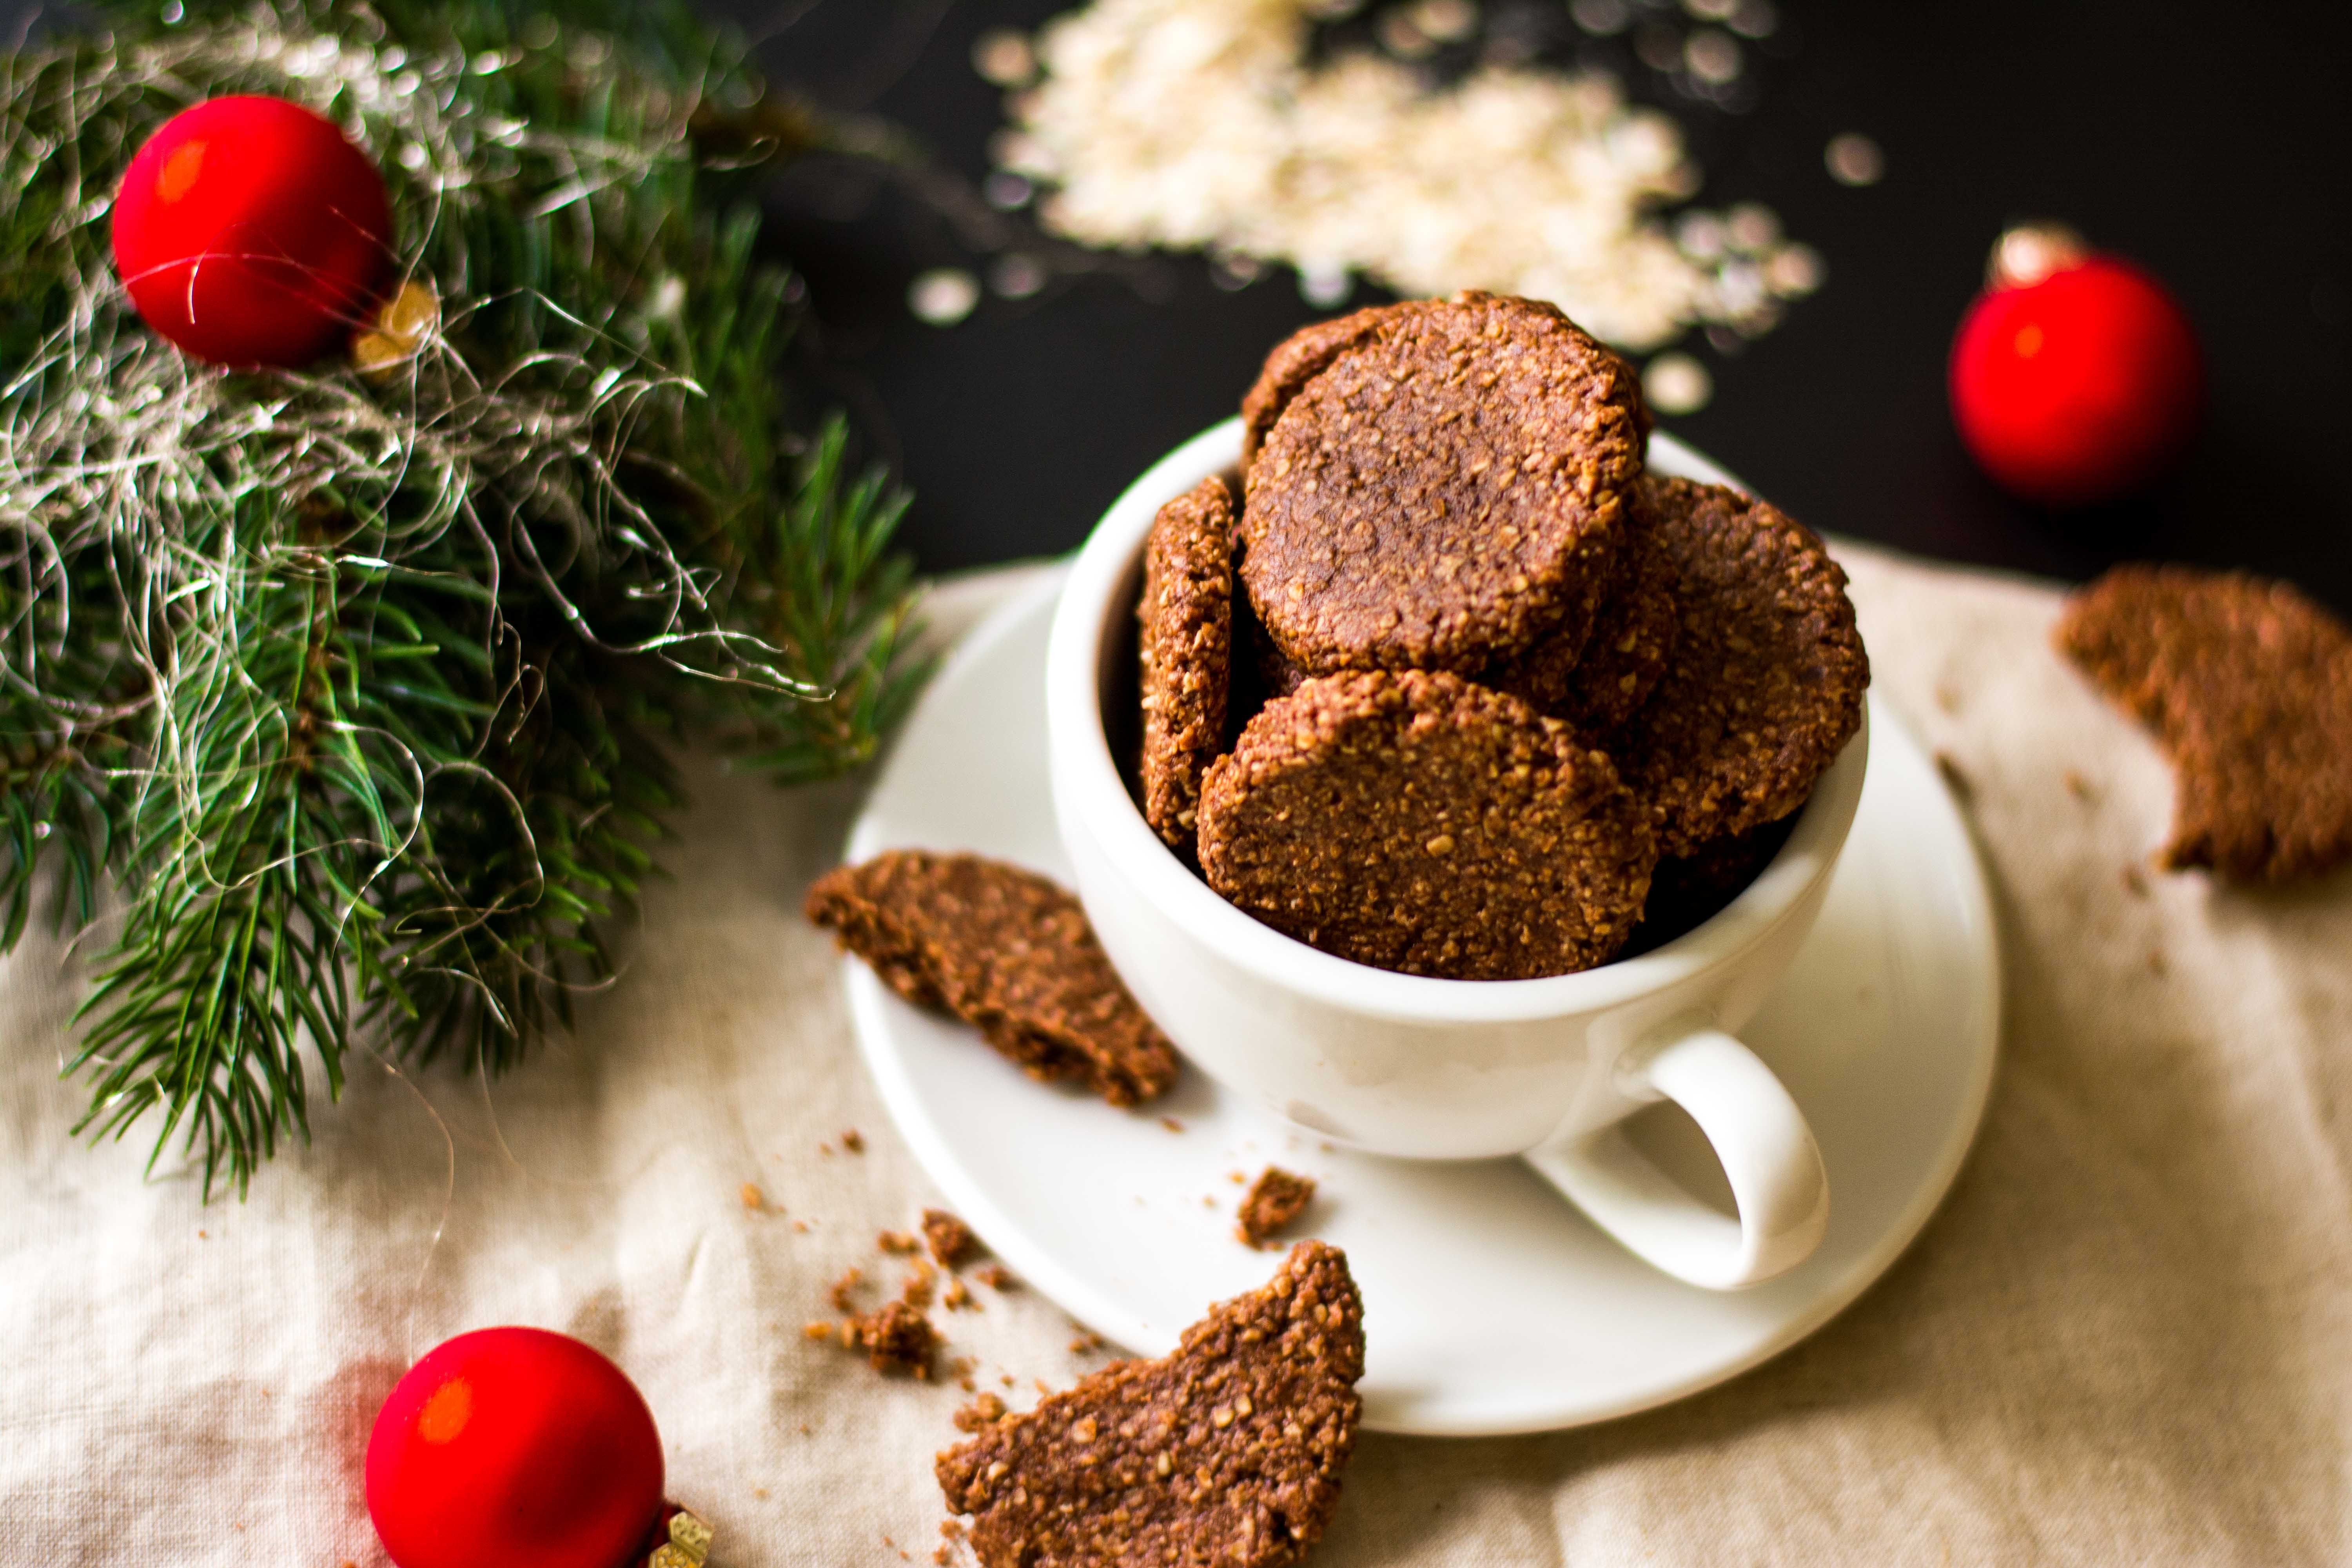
1045;417;1869;1027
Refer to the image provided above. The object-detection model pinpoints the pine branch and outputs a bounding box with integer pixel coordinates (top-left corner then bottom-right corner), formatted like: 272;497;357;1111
0;0;931;1192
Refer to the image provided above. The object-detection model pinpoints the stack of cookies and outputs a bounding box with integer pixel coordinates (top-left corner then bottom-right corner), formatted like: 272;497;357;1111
1137;292;1869;981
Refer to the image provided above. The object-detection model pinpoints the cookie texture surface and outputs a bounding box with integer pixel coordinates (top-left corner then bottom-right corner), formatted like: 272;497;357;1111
1140;475;1238;852
1238;302;1407;469
936;1241;1364;1568
1615;476;1867;857
1236;1167;1317;1249
1492;524;1679;732
1240;291;1641;676
1197;670;1657;979
2056;564;2352;883
805;851;1179;1105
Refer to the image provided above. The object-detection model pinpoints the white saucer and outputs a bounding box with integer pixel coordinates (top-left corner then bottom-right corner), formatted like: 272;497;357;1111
844;561;1998;1437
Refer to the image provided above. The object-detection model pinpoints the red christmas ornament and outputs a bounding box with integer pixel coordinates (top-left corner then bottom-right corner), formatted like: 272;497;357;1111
1948;224;2203;507
366;1327;667;1568
111;94;393;368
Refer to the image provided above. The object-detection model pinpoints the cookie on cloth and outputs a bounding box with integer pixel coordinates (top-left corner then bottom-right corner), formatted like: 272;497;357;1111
2056;564;2352;883
1196;669;1657;979
937;1241;1363;1568
805;851;1179;1105
1490;522;1680;733
1138;475;1238;853
1614;476;1868;858
1239;291;1643;677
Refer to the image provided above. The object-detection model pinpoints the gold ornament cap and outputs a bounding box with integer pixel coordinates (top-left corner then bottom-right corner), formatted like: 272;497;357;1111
648;1505;714;1568
352;279;441;377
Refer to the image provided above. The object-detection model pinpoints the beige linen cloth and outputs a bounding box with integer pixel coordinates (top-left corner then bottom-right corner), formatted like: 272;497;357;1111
2;544;2348;1566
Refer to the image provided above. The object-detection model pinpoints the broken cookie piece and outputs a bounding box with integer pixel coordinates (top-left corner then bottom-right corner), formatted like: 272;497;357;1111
937;1241;1364;1568
855;1299;941;1379
2056;564;2352;882
1235;1167;1316;1249
807;851;1180;1105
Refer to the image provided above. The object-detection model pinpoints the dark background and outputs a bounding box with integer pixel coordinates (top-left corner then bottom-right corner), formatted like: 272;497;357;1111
715;0;2352;611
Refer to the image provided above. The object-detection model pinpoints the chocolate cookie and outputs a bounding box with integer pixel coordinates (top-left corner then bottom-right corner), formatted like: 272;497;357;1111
2056;564;2352;883
1490;523;1679;732
1196;670;1658;979
1139;475;1238;852
1240;291;1642;676
1614;477;1867;857
805;851;1180;1105
937;1241;1363;1568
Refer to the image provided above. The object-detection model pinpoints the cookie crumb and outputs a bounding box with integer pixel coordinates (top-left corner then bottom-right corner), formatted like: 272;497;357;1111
853;1300;940;1379
791;1219;810;1233
1160;1116;1185;1133
802;1320;837;1341
880;1230;922;1255
842;1129;866;1153
829;1267;867;1314
739;1183;765;1211
1236;1165;1318;1248
753;1486;769;1500
1068;1330;1104;1355
902;1262;939;1310
943;1278;975;1311
975;1263;1019;1292
923;1209;980;1268
955;1392;1009;1432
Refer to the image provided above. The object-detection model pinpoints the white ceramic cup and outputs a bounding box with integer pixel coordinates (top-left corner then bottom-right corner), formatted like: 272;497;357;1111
1045;419;1866;1290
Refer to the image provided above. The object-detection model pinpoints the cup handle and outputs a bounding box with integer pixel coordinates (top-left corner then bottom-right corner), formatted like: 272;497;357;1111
1522;1026;1828;1290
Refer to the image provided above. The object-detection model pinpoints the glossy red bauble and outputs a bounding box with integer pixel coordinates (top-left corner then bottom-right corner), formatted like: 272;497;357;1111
1948;231;2202;508
111;95;393;368
366;1327;666;1568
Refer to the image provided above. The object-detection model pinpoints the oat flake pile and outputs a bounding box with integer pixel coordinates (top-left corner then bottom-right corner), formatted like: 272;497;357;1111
990;0;1822;352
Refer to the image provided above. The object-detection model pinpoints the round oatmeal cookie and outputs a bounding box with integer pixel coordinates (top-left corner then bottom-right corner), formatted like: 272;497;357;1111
1239;291;1643;676
1138;475;1238;852
1615;475;1868;857
1196;669;1658;980
1490;523;1679;732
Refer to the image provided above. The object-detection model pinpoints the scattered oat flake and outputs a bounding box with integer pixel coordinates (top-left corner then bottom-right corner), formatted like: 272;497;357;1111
909;268;982;327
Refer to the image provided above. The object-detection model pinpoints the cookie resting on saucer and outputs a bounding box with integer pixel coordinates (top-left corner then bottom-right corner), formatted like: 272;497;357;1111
1139;475;1240;853
1613;476;1868;858
1196;669;1658;979
937;1240;1364;1568
1240;292;1642;677
2056;564;2352;883
805;851;1179;1105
